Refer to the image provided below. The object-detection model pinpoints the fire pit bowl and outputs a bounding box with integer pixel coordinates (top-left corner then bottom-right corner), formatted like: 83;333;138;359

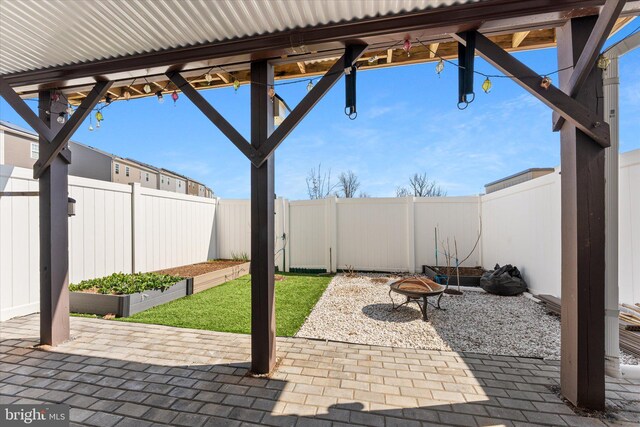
388;278;445;321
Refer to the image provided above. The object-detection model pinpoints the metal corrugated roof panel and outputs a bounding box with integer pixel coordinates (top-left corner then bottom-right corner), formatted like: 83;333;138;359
0;0;478;74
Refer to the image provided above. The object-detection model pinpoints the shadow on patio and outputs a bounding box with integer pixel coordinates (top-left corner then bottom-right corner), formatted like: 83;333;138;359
0;314;638;427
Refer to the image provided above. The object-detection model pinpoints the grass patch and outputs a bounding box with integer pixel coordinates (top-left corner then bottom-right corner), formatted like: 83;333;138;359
69;272;182;295
117;273;331;337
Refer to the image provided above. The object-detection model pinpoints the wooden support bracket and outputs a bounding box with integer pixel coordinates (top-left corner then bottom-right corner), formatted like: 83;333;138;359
553;0;626;131
166;71;259;164
254;44;368;167
0;75;54;141
453;31;610;147
33;80;113;179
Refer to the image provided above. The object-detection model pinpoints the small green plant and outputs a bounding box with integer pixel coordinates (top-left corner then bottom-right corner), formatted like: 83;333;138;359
69;272;183;295
230;251;249;262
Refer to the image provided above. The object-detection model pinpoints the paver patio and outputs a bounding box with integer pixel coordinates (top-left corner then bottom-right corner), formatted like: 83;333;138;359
0;314;638;427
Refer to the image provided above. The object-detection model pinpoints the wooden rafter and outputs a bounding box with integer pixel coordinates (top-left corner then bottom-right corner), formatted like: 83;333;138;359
216;73;229;84
512;31;530;48
553;0;626;131
387;48;393;63
452;31;609;147
296;62;306;74
429;43;439;58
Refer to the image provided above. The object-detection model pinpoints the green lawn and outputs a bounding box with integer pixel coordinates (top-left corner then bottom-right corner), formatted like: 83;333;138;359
116;273;331;336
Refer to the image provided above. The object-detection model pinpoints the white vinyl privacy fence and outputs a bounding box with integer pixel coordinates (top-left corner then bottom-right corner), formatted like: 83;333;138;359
1;165;216;320
1;149;639;320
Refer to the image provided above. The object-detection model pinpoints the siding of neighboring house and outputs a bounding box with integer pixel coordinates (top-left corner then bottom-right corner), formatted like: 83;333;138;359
159;173;176;192
187;180;199;196
112;159;156;187
1;127;112;181
175;177;186;194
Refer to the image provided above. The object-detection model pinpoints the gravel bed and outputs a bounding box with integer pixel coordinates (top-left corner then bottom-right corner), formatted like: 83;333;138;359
296;274;640;364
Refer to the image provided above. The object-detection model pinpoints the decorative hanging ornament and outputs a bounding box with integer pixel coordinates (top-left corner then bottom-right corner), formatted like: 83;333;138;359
540;76;552;90
205;73;213;84
124;90;131;100
96;120;101;129
56;112;66;124
268;87;275;99
143;84;151;94
597;55;611;70
156;91;164;104
51;92;60;102
482;77;492;93
233;80;240;92
435;59;444;76
95;111;103;122
171;90;179;105
306;80;314;92
403;39;412;57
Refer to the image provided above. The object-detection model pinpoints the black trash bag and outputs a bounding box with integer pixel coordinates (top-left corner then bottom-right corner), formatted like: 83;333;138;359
480;263;528;296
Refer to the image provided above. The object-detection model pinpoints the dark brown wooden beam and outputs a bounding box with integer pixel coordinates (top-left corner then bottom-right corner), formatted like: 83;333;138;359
166;71;258;163
453;31;610;147
558;15;606;410
255;45;367;167
250;60;276;374
0;75;53;141
38;89;69;347
1;1;613;88
552;0;626;131
33;80;113;179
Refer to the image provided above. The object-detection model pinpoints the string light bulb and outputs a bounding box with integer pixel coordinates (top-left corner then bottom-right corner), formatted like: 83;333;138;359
205;73;213;84
597;55;611;70
368;55;378;63
233;80;240;92
435;59;444;76
403;39;412;57
482;77;492;93
306;80;314;92
143;84;151;94
171;90;179;105
540;76;552;90
66;106;74;115
123;90;131;100
156;91;164;104
268;87;275;99
56;112;66;124
96;120;101;129
88;117;94;131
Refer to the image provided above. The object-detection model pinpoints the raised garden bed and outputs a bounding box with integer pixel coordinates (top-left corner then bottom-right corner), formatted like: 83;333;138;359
70;273;190;317
155;260;251;294
422;265;486;286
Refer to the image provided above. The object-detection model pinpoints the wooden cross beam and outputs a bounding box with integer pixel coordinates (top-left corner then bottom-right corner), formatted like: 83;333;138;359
552;0;626;131
166;71;259;164
0;76;113;178
34;81;113;179
254;44;368;167
452;31;610;147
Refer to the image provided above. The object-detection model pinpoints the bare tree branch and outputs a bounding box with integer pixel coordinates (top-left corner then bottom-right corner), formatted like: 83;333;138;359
306;163;336;199
336;170;360;198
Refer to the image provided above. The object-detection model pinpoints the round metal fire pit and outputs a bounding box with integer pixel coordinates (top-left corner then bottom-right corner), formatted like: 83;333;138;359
389;278;445;321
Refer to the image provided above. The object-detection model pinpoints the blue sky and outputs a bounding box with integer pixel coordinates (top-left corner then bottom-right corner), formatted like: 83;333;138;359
1;24;638;199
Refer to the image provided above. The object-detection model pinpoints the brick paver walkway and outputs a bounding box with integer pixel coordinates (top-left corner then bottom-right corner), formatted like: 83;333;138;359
1;315;638;426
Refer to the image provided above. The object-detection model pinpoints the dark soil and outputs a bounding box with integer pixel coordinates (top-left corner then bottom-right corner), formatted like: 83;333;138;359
154;260;246;278
428;266;485;276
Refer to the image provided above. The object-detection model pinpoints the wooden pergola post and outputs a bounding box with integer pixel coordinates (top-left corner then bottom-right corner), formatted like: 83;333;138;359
250;60;276;374
38;89;70;346
557;15;606;410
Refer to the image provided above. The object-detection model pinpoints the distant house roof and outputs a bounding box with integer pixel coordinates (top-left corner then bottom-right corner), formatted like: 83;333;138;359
484;168;556;188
